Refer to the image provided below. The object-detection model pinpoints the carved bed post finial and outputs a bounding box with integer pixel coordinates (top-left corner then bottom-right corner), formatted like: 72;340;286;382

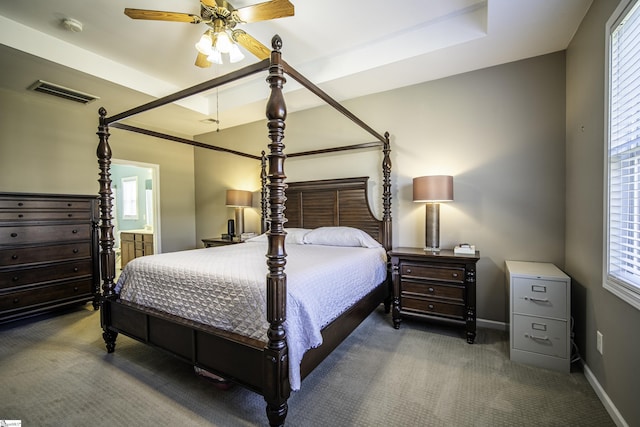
261;151;268;234
97;107;118;352
264;34;290;427
382;132;392;251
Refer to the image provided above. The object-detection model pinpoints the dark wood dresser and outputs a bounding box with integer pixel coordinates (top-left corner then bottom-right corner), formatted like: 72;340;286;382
390;248;480;343
0;193;100;323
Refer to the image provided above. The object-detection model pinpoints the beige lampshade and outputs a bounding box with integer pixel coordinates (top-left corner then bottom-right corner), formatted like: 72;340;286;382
413;175;454;202
226;189;252;207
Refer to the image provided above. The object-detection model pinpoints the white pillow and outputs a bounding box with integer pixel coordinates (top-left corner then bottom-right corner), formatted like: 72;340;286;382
244;228;311;244
302;226;381;248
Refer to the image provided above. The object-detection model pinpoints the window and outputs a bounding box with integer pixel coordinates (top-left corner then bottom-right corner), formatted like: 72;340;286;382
121;176;139;220
606;0;640;310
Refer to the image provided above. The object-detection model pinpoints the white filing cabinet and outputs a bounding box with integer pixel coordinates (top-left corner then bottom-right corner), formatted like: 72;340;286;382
506;260;571;373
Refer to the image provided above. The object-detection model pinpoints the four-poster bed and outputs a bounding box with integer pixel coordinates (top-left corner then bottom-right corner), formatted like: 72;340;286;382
97;35;392;426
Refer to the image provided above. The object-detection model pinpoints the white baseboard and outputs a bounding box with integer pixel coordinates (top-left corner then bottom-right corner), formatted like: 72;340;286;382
477;318;507;331
582;362;629;427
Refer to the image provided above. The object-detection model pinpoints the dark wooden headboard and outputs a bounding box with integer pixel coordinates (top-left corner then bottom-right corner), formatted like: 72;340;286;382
284;177;385;245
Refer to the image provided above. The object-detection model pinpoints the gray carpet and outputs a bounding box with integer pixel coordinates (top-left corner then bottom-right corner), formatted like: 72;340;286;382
0;305;613;426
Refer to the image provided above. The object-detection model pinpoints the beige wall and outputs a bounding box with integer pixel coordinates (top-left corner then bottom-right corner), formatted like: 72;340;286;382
194;51;567;326
0;88;197;253
566;1;640;425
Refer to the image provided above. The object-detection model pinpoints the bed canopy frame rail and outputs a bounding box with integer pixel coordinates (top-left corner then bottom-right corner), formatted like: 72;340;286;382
97;35;391;426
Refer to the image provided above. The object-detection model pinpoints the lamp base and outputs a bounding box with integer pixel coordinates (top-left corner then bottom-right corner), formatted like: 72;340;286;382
424;246;441;253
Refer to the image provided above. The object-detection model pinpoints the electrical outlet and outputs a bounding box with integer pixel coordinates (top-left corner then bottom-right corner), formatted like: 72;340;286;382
597;330;603;355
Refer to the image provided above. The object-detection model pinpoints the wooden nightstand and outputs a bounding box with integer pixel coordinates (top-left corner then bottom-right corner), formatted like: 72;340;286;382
202;237;244;247
389;248;480;343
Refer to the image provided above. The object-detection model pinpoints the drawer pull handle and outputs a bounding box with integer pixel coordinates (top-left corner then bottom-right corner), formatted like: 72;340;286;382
452;273;459;278
11;255;18;260
67;203;72;207
406;268;412;273
72;229;78;234
428;304;435;310
73;267;79;272
524;333;550;342
10;233;17;238
524;296;549;303
12;276;19;281
68;213;73;217
73;287;79;292
428;287;435;293
13;298;19;304
73;248;79;254
17;202;23;207
18;214;23;218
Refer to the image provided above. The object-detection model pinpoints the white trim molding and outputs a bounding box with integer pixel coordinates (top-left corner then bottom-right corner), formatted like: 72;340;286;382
582;362;629;427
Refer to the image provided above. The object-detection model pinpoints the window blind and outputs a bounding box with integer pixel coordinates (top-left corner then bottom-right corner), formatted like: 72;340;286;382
607;0;640;306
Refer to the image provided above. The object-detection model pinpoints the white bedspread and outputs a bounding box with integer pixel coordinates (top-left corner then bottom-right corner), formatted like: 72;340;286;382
115;241;387;390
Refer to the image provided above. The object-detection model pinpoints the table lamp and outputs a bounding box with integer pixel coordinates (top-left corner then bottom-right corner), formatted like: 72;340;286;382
226;189;252;237
413;175;453;252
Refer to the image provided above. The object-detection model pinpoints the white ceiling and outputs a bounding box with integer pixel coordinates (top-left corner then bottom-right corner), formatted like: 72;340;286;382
0;0;592;137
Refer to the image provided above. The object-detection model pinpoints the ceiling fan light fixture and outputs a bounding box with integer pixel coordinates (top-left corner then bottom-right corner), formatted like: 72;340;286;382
228;43;245;63
195;32;213;55
214;31;232;54
207;49;223;65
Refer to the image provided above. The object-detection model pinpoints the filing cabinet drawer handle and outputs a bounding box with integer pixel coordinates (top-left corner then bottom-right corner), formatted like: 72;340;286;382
524;296;549;303
524;333;550;342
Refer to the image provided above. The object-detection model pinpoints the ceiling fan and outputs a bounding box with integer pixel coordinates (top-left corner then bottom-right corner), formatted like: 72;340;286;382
124;0;294;67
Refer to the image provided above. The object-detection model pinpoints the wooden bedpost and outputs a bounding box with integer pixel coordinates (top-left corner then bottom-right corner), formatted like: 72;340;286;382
96;107;118;353
382;132;392;251
264;34;290;427
261;150;268;234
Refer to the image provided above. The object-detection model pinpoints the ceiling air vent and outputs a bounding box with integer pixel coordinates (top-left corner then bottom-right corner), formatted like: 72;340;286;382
28;80;100;104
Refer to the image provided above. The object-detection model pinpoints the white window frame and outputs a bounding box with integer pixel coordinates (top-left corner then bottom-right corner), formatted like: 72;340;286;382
605;0;640;311
121;176;139;220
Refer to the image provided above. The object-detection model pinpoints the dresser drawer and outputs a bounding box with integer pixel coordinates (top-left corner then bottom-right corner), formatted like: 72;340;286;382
0;223;92;245
401;280;464;303
401;263;464;284
512;314;568;358
401;296;465;320
512;277;567;319
0;198;92;211
0;278;94;311
0;210;92;221
0;242;91;266
0;259;93;290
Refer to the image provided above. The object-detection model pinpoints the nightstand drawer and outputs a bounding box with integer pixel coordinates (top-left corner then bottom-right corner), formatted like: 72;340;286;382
512;277;567;319
401;280;464;303
401;264;464;284
512;314;568;358
401;296;465;320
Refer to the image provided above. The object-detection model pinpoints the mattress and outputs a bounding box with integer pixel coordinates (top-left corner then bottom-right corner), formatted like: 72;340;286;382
115;239;387;390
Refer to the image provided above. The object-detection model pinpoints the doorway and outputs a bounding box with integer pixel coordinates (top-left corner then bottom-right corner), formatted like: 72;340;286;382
111;159;161;269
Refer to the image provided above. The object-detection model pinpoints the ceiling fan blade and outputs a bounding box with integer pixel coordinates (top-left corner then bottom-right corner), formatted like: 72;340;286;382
201;0;217;7
124;8;202;24
234;0;294;23
232;30;271;60
195;52;212;68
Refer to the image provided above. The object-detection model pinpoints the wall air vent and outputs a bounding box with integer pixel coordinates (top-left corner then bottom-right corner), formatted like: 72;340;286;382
28;80;100;104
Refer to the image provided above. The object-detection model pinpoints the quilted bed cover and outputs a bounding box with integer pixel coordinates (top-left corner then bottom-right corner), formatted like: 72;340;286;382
115;241;387;390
